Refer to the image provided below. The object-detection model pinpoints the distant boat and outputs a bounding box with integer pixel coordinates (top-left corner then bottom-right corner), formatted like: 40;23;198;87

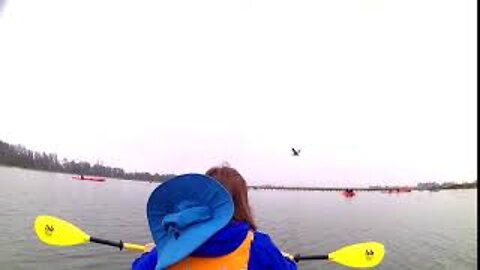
72;175;106;182
341;190;356;198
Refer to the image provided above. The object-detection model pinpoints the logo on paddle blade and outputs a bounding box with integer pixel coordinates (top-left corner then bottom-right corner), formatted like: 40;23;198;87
45;224;54;236
365;249;374;260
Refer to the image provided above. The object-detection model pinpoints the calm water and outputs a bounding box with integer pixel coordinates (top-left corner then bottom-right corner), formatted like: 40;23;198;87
0;166;477;269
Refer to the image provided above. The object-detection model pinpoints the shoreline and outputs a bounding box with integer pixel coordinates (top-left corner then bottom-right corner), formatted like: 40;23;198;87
248;185;477;192
1;164;476;190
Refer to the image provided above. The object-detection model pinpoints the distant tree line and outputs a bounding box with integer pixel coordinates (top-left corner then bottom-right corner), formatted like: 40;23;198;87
416;180;477;190
0;140;174;182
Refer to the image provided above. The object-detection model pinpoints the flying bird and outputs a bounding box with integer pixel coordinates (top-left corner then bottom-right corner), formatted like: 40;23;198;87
291;148;301;156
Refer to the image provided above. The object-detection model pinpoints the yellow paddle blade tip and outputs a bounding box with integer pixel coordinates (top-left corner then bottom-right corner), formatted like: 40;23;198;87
330;241;385;268
34;215;90;247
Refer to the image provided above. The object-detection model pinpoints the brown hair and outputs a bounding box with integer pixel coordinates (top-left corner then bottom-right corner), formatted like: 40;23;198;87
206;165;257;230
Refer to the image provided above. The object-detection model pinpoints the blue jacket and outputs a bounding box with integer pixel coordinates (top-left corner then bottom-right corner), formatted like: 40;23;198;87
132;221;297;270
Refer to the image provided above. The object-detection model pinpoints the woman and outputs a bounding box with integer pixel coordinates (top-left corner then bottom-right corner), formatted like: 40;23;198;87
132;165;297;270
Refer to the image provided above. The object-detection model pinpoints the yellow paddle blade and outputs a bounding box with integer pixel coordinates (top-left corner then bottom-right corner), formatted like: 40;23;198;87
34;215;90;247
329;242;385;268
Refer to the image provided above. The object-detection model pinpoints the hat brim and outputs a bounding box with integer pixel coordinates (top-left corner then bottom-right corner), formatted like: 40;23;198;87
147;174;234;269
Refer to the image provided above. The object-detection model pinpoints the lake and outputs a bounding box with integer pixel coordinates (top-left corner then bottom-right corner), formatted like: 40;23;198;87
0;166;476;269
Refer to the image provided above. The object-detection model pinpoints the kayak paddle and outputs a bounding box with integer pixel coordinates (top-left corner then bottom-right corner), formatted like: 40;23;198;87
34;215;145;252
293;241;385;268
35;215;384;268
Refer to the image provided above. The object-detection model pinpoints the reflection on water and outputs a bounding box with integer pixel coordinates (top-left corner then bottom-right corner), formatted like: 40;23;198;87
0;166;476;269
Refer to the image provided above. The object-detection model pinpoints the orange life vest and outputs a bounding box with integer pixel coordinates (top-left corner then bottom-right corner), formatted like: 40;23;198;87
168;231;254;270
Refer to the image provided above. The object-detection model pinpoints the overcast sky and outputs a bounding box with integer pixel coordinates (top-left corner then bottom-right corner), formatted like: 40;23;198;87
0;0;477;186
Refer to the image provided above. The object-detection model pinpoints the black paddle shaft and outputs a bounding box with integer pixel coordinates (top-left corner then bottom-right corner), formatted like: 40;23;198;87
294;254;329;262
90;237;124;250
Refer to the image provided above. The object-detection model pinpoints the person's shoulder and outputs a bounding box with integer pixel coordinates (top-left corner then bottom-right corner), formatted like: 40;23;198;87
251;230;279;251
132;247;158;270
249;231;297;270
253;231;272;242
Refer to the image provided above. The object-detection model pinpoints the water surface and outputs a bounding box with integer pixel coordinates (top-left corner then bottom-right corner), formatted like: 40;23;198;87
0;166;476;269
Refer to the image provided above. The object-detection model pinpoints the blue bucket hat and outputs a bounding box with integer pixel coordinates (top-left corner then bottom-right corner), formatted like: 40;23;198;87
147;173;234;270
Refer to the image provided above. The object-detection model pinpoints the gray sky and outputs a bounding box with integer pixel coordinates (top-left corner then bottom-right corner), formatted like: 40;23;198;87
0;0;477;186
